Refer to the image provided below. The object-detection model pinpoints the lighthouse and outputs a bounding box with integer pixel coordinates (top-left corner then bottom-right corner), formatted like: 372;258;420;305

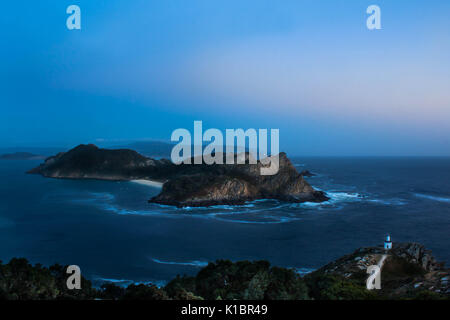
384;234;392;250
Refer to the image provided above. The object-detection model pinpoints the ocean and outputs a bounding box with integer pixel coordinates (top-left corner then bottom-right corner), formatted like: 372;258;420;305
1;157;449;287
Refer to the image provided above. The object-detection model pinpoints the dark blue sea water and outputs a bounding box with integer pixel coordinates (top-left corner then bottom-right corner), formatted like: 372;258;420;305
1;158;449;287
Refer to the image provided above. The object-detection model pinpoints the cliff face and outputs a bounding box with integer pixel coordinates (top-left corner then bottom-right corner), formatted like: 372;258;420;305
150;152;327;207
28;144;328;207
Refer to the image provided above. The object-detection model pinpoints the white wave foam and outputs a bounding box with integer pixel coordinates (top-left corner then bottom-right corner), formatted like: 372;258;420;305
294;191;362;208
151;258;209;267
413;193;450;203
366;198;407;206
308;191;407;207
68;184;402;224
294;267;316;276
93;277;166;288
96;200;294;224
212;216;301;224
70;192;115;203
101;203;179;219
327;192;362;202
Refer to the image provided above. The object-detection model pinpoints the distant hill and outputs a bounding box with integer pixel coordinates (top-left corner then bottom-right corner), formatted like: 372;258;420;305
112;141;175;158
0;147;65;157
0;152;45;160
112;141;266;159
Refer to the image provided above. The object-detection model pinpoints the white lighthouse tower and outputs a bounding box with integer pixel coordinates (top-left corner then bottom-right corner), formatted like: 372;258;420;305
384;234;392;250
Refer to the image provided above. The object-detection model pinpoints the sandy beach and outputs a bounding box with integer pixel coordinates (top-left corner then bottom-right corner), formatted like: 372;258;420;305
131;179;164;188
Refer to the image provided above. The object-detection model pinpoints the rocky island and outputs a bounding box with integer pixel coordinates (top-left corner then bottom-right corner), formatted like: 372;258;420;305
28;144;328;207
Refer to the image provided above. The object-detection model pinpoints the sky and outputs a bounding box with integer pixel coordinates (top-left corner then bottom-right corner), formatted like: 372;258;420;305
1;0;449;156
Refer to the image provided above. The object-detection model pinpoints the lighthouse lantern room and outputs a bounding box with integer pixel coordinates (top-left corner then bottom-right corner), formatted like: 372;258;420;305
384;234;392;250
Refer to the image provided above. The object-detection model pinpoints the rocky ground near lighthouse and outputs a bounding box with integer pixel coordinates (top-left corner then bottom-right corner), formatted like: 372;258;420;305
308;242;449;299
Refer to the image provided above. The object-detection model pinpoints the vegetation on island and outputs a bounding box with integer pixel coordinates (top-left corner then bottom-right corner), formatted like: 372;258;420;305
1;254;448;300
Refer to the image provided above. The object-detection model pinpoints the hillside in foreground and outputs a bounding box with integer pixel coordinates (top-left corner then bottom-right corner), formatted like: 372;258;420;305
1;242;448;300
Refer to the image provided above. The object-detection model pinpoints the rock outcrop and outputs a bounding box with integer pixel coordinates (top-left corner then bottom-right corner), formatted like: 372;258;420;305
150;152;327;207
391;242;441;272
299;170;316;177
308;242;449;298
28;144;328;207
